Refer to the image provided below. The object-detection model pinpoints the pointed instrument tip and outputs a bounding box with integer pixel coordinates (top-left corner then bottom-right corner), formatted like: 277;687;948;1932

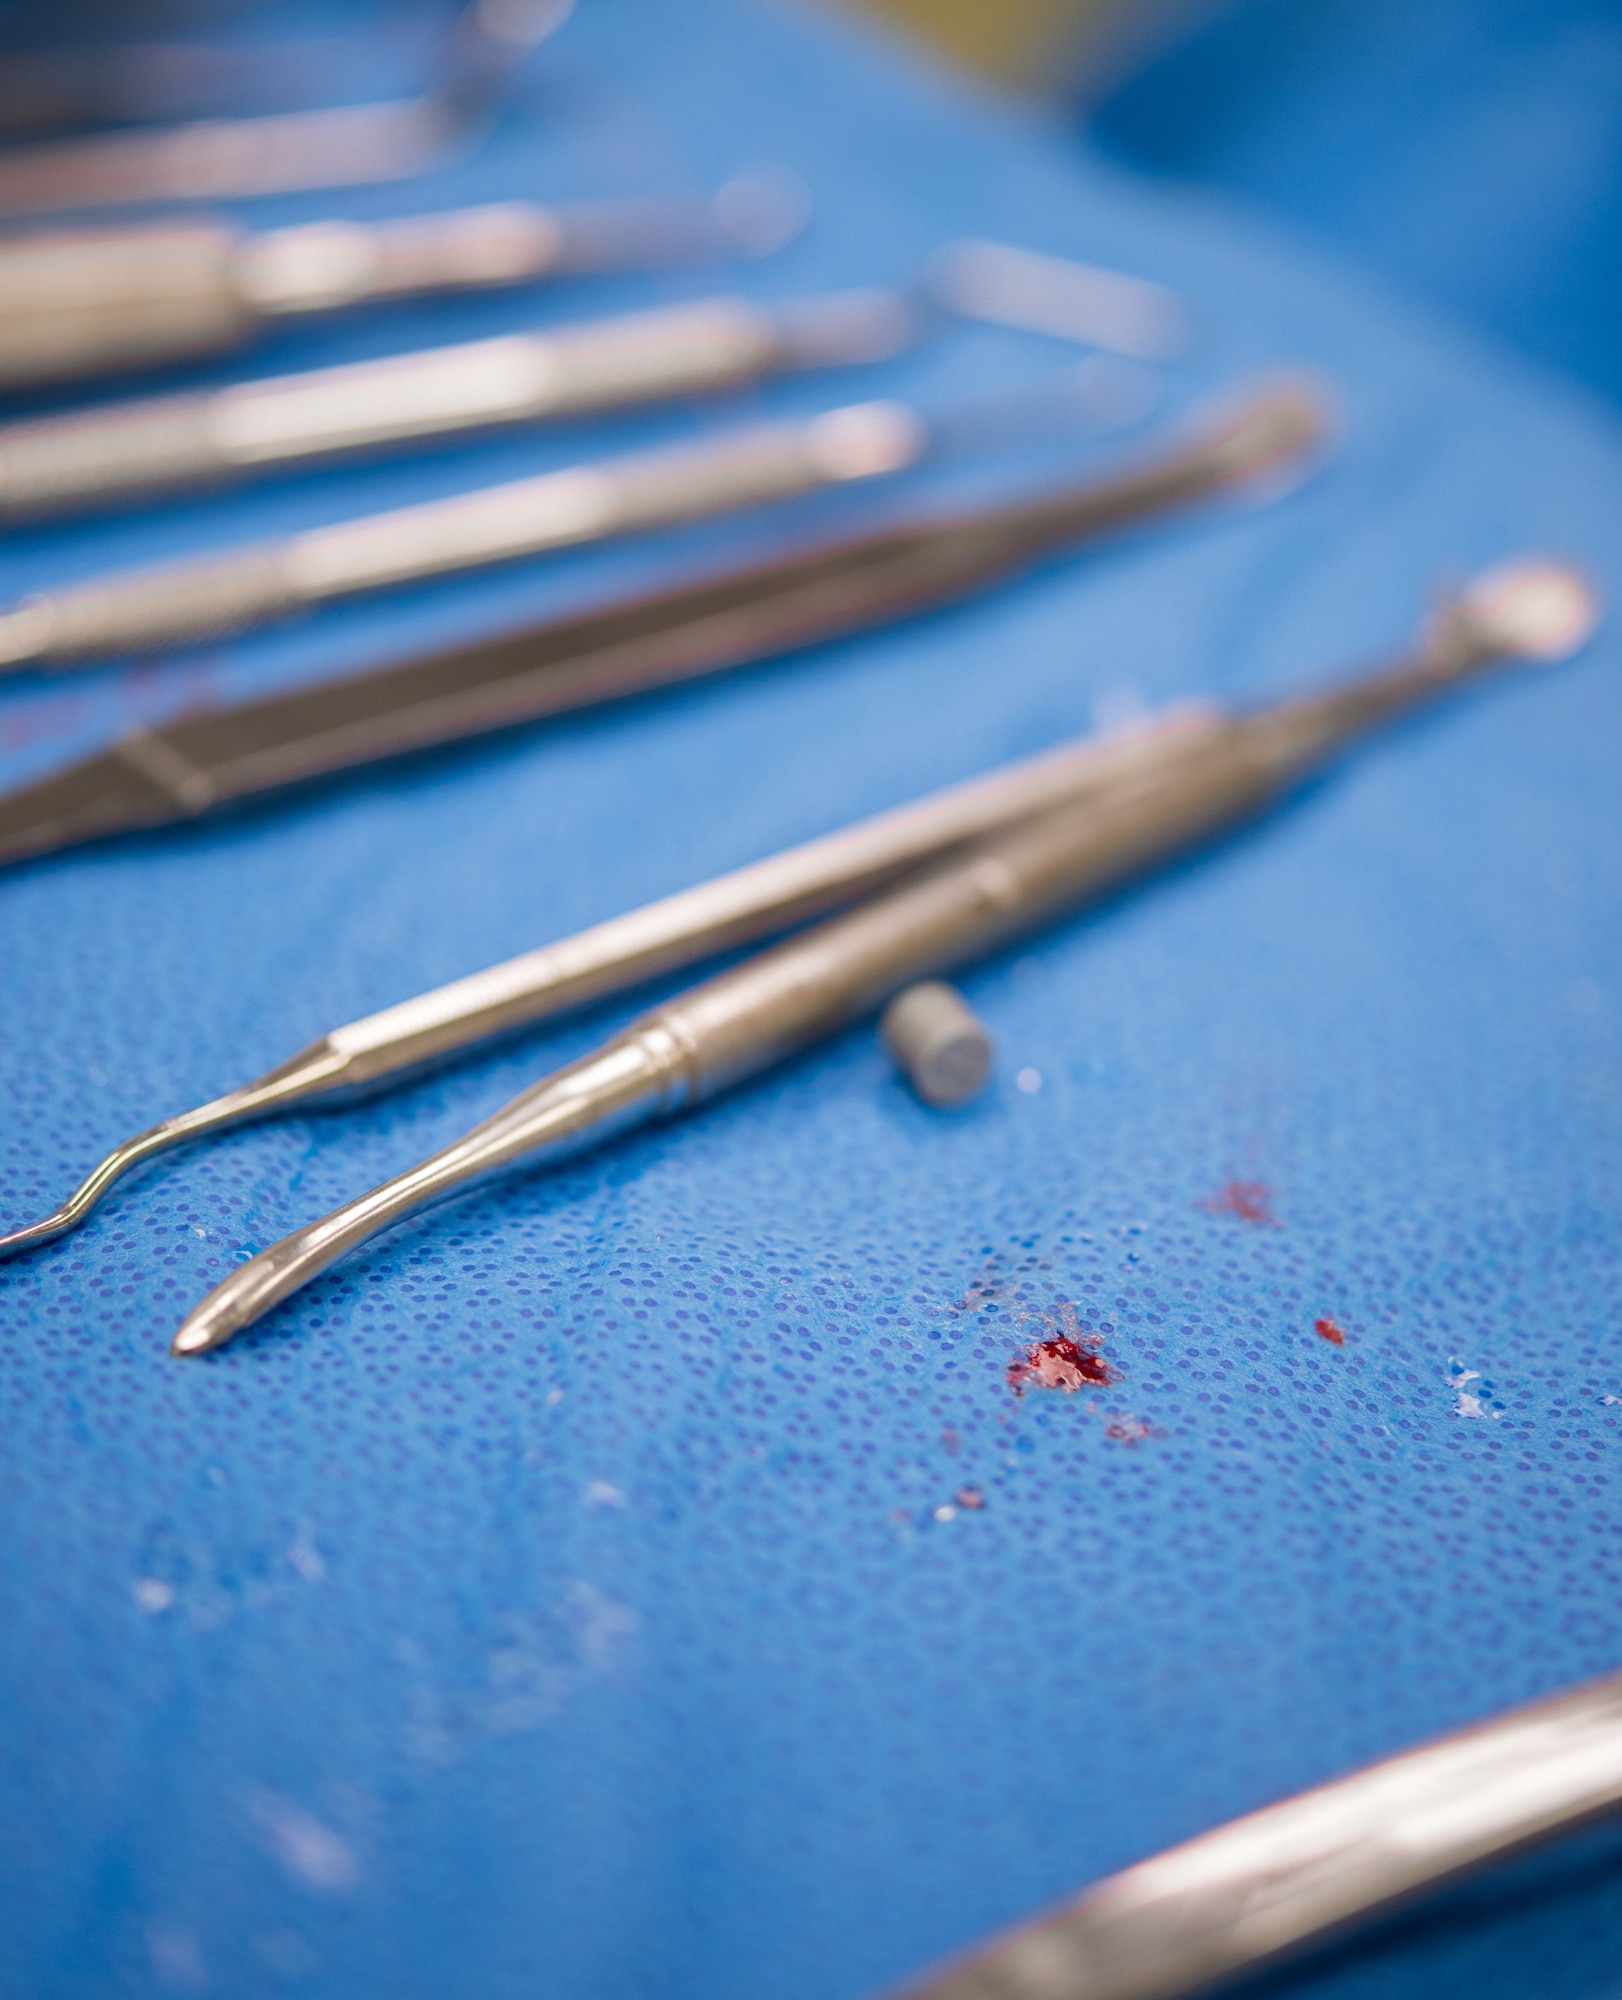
170;1228;310;1356
170;1251;272;1356
1459;558;1601;663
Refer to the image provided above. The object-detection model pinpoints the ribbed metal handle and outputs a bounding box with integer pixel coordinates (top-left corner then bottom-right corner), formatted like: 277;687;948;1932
0;396;226;520
0;226;250;388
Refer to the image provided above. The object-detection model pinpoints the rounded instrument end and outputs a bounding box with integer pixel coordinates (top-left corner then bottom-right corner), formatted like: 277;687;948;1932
712;168;812;259
170;1247;293;1356
1460;558;1601;663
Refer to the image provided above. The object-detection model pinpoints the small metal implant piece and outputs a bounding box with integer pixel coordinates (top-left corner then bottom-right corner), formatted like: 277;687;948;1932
881;981;994;1106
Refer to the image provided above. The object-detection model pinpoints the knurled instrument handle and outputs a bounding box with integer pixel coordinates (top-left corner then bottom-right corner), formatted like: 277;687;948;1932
0;224;251;388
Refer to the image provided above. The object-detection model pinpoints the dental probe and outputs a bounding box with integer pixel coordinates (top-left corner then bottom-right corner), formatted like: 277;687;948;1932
0;289;913;522
0;706;1222;1262
893;1664;1622;2000
0;172;802;392
167;557;1596;1356
0;384;1323;870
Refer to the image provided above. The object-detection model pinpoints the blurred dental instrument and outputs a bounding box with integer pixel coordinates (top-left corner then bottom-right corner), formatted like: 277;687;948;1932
0;0;574;213
0;169;808;391
929;238;1190;360
0;235;1183;521
0;382;1323;867
0;362;1164;671
0;704;1222;1261
158;555;1596;1356
0;2;527;139
0;289;915;522
894;1664;1622;2000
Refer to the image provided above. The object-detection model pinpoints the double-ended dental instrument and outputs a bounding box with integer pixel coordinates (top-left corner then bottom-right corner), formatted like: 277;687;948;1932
0;382;1322;870
0;363;1150;672
0;170;803;391
894;1663;1622;2000
0;289;914;523
112;555;1598;1354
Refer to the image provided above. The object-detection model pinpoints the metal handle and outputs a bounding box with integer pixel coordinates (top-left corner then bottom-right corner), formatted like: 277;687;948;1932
3;553;298;665
208;299;784;465
899;1670;1622;2000
0;394;223;521
232;203;568;316
0;226;250;389
0;291;912;521
284;403;927;599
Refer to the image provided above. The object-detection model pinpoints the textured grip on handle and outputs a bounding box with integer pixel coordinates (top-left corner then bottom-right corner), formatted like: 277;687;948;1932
22;550;299;665
0;226;251;389
0;396;226;521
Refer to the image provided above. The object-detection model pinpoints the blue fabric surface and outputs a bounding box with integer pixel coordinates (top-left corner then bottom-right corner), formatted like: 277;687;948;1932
1090;0;1622;405
3;4;1622;1997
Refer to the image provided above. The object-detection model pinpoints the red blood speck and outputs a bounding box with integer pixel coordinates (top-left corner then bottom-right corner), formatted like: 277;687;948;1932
1315;1316;1347;1346
941;1427;961;1455
1008;1334;1116;1396
1199;1180;1278;1226
1104;1415;1155;1444
954;1486;986;1510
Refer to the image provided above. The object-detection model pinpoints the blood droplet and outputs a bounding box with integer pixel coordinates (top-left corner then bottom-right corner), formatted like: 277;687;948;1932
1104;1415;1155;1445
1198;1180;1278;1226
1314;1316;1347;1346
1007;1327;1116;1396
954;1486;985;1510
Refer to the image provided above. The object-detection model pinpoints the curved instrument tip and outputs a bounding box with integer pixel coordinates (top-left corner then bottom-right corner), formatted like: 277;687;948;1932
0;1211;73;1261
1460;558;1601;663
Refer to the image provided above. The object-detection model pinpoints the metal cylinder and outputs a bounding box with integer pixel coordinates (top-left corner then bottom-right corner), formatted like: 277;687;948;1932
881;981;994;1106
0;225;250;388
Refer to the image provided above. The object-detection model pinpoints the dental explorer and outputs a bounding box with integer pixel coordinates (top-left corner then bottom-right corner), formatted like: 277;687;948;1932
165;555;1597;1357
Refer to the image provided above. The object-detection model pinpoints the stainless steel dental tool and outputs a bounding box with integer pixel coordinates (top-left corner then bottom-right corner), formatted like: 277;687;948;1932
893;1664;1622;2000
155;556;1595;1357
0;289;914;522
0;172;804;391
927;238;1189;362
0;0;575;214
0;706;1224;1262
0;366;1145;671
